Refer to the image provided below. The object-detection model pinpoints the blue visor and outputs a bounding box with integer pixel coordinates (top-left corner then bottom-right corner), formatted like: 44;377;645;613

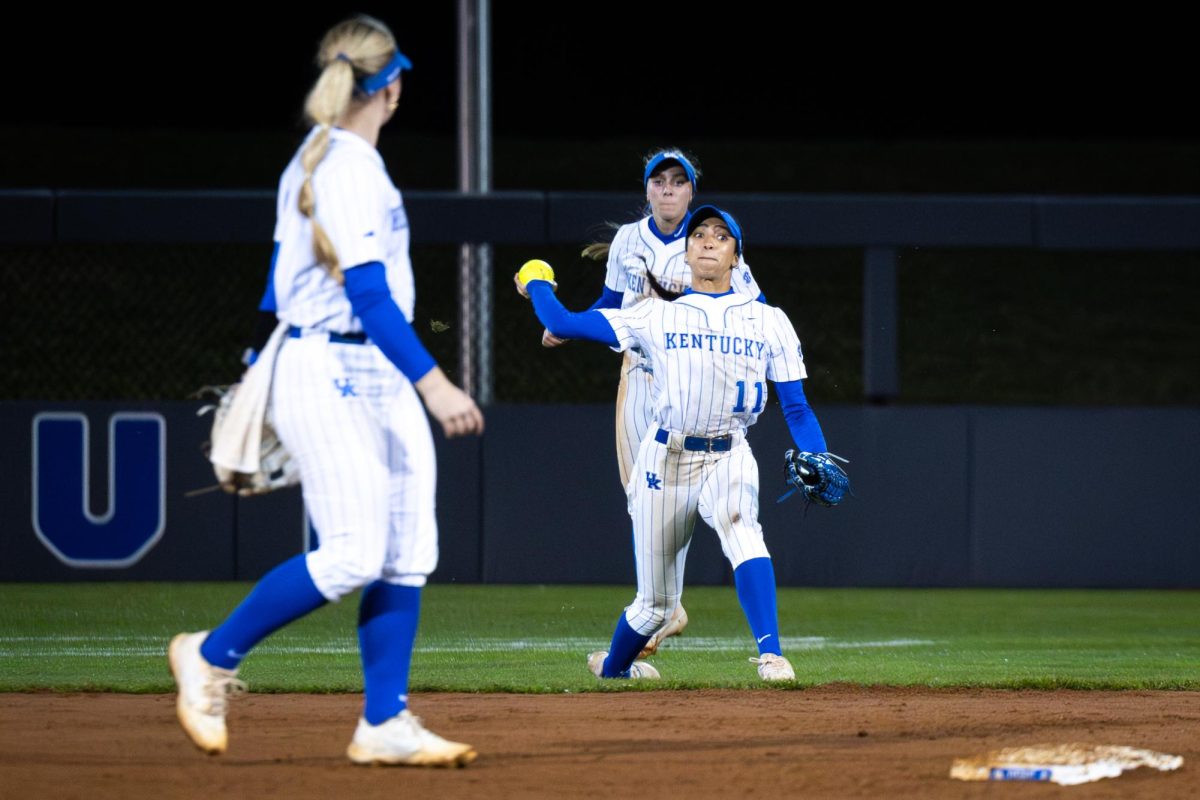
686;204;743;255
643;150;698;189
358;49;413;96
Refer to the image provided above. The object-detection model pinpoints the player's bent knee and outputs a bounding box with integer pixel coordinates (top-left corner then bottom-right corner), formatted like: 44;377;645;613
722;526;771;569
728;550;773;573
626;600;675;635
307;551;388;601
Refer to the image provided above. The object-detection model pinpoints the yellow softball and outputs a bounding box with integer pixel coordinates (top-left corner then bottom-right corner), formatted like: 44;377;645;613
517;259;555;286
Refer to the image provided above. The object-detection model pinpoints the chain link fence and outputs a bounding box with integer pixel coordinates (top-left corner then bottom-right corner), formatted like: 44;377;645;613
2;242;1197;404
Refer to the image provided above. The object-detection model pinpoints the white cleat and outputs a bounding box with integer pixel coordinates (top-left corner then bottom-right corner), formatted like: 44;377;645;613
637;605;689;660
750;653;796;682
588;650;661;680
346;710;477;767
168;631;245;754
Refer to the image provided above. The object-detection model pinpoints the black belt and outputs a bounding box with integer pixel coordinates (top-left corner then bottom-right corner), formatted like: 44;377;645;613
655;428;733;453
288;326;368;345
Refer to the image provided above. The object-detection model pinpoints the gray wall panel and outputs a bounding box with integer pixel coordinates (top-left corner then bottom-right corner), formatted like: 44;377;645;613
4;401;1197;587
1036;198;1200;250
971;408;1200;587
750;406;971;587
56;190;274;244
480;404;634;583
234;485;306;580
429;432;484;584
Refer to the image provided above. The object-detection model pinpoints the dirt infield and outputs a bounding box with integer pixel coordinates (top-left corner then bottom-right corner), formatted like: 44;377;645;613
2;687;1196;799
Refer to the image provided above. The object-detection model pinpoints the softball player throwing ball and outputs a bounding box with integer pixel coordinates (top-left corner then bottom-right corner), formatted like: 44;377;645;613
516;206;846;682
169;14;482;765
546;150;764;658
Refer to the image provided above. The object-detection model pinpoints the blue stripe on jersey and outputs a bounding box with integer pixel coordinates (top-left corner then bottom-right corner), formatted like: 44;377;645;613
587;285;624;311
258;241;280;312
775;379;829;453
647;212;690;245
344;261;437;383
682;288;735;298
528;281;619;346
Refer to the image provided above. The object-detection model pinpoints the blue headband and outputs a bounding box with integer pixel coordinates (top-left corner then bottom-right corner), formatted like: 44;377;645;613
356;49;413;96
643;150;698;189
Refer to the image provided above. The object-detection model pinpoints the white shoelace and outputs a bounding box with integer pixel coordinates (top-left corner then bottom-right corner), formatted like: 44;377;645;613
202;672;247;714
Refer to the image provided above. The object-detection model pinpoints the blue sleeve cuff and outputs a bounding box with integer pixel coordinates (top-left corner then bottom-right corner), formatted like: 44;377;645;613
775;379;828;453
528;282;619;347
344;262;437;383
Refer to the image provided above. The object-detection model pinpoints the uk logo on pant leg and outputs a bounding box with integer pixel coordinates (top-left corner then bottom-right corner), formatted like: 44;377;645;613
646;472;662;490
334;378;357;397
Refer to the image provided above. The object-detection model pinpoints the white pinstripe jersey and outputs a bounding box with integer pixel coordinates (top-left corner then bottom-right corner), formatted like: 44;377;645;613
271;126;414;333
599;292;807;437
604;216;761;305
604;217;761;329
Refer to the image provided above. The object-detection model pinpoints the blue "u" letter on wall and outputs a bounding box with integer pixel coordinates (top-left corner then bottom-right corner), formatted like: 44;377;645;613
32;412;166;568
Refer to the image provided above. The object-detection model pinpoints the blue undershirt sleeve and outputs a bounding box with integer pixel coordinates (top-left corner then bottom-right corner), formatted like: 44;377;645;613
343;261;437;384
774;379;828;453
243;243;282;365
528;281;619;347
756;291;767;304
586;286;624;312
259;242;280;313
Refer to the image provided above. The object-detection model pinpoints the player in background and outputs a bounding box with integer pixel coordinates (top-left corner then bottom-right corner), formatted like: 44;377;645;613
542;150;765;658
169;14;482;766
516;205;842;682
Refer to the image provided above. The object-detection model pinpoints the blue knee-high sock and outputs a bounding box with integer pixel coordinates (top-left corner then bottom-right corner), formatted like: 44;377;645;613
734;557;782;656
201;554;328;669
358;582;421;724
603;614;653;678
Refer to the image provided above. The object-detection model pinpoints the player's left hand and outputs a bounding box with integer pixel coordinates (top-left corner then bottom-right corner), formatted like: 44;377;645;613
514;261;557;300
542;329;568;347
782;449;850;507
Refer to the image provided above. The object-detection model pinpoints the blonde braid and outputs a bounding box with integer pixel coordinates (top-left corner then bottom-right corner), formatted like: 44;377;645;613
297;15;398;284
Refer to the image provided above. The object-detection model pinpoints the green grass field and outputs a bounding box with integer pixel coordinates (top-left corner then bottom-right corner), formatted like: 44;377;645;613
1;584;1196;693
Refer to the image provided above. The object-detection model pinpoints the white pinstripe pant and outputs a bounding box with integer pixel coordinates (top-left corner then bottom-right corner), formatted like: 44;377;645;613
623;430;770;635
271;334;438;601
614;351;656;490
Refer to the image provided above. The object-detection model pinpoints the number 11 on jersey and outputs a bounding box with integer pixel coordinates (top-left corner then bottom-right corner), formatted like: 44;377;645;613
733;380;764;413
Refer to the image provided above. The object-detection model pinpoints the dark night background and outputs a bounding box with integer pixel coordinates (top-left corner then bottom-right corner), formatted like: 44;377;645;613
2;5;1196;193
1;3;1197;408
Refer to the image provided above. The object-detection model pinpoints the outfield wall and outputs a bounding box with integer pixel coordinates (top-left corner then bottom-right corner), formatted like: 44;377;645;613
2;402;1196;588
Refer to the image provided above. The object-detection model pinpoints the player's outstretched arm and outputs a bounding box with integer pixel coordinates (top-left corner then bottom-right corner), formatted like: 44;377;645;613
526;282;619;346
513;265;620;347
535;285;621;348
